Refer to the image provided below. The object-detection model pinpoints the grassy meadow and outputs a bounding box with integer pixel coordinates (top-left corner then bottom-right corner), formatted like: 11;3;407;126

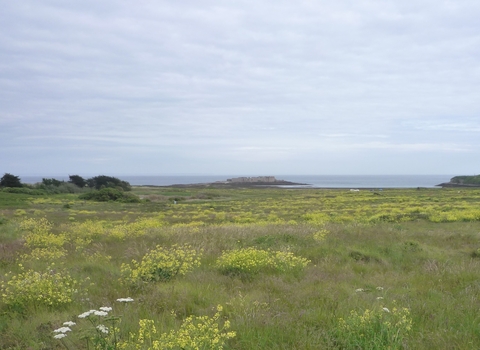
1;186;480;349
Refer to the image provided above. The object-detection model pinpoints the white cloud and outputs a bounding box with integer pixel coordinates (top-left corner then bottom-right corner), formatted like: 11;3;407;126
1;0;479;175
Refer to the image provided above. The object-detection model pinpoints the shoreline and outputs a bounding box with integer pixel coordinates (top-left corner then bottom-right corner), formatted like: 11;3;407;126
137;180;309;189
18;175;454;188
436;182;480;188
133;183;444;190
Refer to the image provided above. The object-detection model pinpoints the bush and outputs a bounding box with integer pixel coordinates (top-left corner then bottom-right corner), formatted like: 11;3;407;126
126;305;235;350
86;175;132;191
52;304;235;350
121;244;202;284
41;178;63;187
79;188;140;203
35;182;84;194
20;218;66;249
1;187;46;195
1;264;80;311
216;247;310;276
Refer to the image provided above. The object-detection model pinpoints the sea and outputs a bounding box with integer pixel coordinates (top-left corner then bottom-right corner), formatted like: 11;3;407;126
19;175;453;188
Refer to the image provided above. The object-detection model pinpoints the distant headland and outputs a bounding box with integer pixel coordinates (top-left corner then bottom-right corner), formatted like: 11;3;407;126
437;175;480;188
164;176;307;188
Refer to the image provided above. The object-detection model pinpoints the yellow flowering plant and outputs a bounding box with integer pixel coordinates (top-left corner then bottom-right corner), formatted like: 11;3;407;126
20;218;66;249
216;247;310;276
1;264;79;311
20;247;67;262
121;244;202;284
123;305;235;350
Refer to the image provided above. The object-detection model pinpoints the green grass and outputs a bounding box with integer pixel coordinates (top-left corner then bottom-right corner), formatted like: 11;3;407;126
1;188;480;349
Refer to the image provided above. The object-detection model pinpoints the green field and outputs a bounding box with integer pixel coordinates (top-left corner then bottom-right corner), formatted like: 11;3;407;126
1;187;480;349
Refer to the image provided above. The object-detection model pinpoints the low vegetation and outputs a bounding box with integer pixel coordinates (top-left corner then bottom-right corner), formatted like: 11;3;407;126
79;188;141;203
450;174;480;185
0;186;480;349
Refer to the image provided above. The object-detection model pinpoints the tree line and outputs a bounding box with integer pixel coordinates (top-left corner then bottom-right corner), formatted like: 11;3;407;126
0;173;132;191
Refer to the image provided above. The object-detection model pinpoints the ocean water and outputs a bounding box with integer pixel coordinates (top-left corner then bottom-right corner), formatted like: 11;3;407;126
20;175;453;188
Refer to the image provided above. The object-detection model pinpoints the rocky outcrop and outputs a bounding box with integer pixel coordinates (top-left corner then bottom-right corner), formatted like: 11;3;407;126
166;177;307;188
227;176;277;183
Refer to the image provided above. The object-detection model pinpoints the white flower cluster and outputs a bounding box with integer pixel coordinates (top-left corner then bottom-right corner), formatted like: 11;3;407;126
116;297;134;302
96;324;109;334
78;309;96;318
78;306;113;318
355;286;384;293
53;325;74;339
53;327;72;333
54;298;134;341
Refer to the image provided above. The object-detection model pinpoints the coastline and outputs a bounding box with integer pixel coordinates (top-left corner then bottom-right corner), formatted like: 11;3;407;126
19;175;453;189
436;182;480;188
138;180;309;189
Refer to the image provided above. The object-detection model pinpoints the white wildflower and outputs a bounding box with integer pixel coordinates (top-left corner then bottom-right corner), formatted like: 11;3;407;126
99;306;112;312
376;297;384;300
383;307;390;313
54;333;67;339
117;297;134;302
53;327;72;333
376;287;384;291
355;288;364;292
94;310;108;316
63;321;76;327
78;310;95;318
97;324;109;334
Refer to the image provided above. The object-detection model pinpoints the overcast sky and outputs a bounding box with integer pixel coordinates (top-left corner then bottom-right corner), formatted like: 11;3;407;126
1;0;479;176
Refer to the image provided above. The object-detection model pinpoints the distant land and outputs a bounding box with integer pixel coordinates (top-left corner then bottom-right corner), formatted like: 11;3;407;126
157;176;308;188
437;175;480;187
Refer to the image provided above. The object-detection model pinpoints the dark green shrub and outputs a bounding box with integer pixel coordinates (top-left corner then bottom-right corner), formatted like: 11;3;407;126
68;174;86;188
85;175;132;191
403;241;422;252
41;178;63;186
79;188;140;202
0;173;22;188
349;250;381;263
471;248;480;258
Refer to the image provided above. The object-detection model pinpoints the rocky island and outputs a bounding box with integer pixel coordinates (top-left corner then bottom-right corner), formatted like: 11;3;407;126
437;175;480;188
167;176;308;188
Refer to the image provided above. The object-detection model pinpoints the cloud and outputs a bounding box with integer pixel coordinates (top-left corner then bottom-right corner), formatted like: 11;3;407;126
409;121;480;133
1;0;479;175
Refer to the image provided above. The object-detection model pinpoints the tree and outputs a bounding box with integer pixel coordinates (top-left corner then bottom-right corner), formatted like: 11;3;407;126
42;178;63;187
0;173;22;188
68;175;86;188
86;175;131;191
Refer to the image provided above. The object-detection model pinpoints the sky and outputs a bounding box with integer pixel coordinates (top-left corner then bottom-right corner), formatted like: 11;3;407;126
1;0;479;176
